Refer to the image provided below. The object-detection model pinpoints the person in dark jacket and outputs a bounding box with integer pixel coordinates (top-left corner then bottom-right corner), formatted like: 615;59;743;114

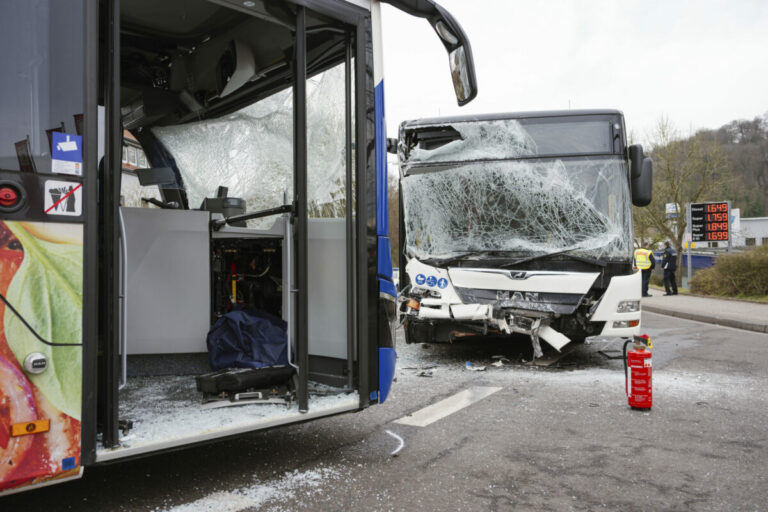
662;241;678;295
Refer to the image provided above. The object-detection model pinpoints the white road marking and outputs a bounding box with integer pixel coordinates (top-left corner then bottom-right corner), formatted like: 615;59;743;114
393;386;502;427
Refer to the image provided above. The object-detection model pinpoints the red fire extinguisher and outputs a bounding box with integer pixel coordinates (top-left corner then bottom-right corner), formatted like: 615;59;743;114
623;334;653;409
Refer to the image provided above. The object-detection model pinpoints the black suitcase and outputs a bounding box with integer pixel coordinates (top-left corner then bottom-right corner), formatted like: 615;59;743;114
195;366;295;394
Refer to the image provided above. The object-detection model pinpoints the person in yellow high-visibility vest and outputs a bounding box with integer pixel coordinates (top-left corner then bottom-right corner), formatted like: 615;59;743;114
634;247;656;297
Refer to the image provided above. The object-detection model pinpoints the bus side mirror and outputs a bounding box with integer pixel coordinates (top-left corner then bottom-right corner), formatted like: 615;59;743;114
632;157;653;207
429;6;477;106
382;0;478;106
628;144;644;179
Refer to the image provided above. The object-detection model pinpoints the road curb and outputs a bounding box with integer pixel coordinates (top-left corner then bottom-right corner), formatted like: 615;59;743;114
642;305;768;334
648;285;768;305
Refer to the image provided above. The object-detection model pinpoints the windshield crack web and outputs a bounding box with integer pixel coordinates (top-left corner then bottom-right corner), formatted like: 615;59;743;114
401;158;632;261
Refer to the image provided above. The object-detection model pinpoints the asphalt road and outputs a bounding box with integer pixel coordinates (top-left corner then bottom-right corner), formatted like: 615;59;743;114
5;311;768;511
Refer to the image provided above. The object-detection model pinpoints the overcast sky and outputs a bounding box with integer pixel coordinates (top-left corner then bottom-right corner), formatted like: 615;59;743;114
381;0;768;144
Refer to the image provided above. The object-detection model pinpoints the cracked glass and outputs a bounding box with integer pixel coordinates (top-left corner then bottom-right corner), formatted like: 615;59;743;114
401;156;632;261
152;64;348;226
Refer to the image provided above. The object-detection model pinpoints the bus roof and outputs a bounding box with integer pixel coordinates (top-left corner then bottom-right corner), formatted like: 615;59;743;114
401;109;624;129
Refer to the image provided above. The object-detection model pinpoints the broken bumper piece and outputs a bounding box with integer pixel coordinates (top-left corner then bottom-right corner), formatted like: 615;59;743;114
413;301;571;356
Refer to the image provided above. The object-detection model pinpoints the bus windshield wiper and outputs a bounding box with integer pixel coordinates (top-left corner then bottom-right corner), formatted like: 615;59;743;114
500;248;607;268
426;250;501;267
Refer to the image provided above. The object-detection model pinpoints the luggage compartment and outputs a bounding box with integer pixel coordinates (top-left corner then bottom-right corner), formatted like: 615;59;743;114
102;212;355;461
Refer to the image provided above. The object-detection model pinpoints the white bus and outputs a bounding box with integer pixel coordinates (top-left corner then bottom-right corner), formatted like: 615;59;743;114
0;0;477;495
397;110;653;356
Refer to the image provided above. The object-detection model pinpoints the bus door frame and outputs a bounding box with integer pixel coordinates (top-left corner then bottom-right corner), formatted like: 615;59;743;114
94;0;378;452
81;0;101;465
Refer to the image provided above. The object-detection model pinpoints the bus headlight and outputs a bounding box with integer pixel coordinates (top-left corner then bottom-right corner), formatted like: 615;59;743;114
617;300;640;313
613;320;640;328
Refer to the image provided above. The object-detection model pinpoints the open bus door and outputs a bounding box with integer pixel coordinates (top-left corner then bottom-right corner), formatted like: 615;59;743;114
0;0;98;493
1;0;478;497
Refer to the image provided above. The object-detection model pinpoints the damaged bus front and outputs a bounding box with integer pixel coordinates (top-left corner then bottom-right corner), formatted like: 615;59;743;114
397;110;653;356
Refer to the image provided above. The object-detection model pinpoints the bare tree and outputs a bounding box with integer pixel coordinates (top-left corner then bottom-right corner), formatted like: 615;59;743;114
716;114;768;216
634;116;731;283
632;206;665;248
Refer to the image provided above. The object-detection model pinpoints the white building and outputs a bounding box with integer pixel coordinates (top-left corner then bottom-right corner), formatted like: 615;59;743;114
733;217;768;247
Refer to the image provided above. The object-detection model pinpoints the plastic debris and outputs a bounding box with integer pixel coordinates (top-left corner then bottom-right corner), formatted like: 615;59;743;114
530;328;544;359
402;363;438;373
491;356;510;367
464;361;487;372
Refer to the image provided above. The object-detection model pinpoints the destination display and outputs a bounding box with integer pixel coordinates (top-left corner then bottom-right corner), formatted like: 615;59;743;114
690;201;729;242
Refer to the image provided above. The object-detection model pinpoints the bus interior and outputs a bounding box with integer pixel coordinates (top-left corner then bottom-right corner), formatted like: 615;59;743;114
99;0;362;459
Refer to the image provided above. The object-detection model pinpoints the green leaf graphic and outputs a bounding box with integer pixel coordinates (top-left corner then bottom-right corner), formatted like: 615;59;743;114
4;222;82;420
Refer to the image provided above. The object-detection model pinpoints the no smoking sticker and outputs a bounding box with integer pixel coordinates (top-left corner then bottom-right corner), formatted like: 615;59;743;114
44;180;82;216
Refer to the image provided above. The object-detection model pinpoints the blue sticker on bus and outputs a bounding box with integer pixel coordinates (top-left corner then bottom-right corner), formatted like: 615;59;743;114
62;456;76;471
415;273;426;285
426;275;437;287
437;277;448;289
51;132;83;176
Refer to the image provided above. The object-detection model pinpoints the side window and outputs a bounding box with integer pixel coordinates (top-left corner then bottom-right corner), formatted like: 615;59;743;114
120;131;159;208
148;61;350;224
307;63;348;218
0;1;84;173
151;82;295;225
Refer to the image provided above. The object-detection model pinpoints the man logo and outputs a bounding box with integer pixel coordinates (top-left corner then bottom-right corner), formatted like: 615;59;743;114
510;271;527;279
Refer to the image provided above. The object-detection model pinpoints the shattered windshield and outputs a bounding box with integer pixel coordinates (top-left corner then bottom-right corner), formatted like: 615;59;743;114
401;156;632;261
401;118;614;164
151;65;347;226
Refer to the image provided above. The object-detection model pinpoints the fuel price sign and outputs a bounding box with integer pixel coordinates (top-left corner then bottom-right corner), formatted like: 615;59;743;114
690;201;729;242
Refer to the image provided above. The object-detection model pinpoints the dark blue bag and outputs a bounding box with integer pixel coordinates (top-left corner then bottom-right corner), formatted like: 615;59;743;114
206;310;288;370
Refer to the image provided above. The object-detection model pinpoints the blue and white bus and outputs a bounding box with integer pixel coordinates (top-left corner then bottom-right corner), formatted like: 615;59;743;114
0;0;476;494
